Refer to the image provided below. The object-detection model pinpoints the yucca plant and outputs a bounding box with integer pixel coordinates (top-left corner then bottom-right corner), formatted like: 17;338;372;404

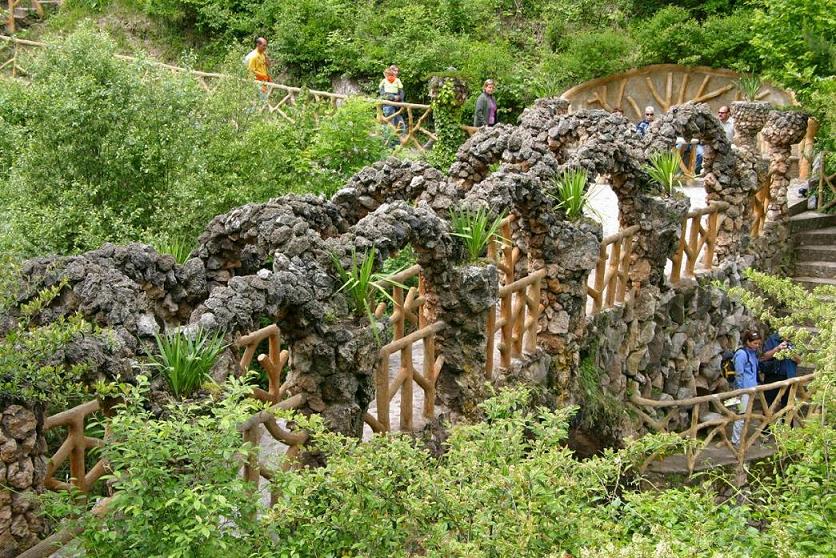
449;208;507;262
550;168;591;221
150;328;226;399
154;238;193;264
736;73;762;102
643;151;684;196
331;247;406;320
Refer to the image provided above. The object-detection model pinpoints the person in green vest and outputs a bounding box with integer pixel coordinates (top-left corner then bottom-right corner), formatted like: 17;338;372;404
473;79;497;127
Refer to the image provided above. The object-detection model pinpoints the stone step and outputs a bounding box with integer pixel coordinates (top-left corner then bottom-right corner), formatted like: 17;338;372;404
789;211;836;234
793;226;836;247
788;200;808;217
792;276;836;290
797;245;836;262
795;261;836;279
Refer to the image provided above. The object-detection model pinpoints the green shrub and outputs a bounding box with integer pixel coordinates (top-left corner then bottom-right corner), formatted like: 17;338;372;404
634;6;704;66
150;329;226;399
332;247;406;321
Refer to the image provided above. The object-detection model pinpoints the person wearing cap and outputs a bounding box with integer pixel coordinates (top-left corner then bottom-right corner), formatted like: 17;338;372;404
731;331;788;445
473;79;498;127
635;106;655;137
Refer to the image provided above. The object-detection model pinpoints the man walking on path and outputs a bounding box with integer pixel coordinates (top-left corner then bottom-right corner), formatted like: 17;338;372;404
473;79;497;127
246;37;272;101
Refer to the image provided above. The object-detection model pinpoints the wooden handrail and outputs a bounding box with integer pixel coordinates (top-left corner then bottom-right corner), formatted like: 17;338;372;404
670;201;727;283
631;374;813;408
587;225;639;314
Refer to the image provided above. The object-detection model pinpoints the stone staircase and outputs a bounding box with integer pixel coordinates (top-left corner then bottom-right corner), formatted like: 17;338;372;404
790;202;836;290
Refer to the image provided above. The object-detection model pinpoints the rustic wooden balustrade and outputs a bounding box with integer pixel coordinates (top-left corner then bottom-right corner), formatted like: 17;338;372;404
751;183;770;239
0;35;446;146
238;393;307;506
5;0;57;34
365;264;445;433
587;224;639;314
631;374;815;473
669;201;728;283
43;399;108;493
816;151;836;212
238;323;290;404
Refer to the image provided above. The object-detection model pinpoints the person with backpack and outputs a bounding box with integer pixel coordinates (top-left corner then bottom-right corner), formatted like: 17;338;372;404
731;331;788;446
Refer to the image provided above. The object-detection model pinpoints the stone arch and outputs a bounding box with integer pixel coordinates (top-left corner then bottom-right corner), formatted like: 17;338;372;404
560;64;795;121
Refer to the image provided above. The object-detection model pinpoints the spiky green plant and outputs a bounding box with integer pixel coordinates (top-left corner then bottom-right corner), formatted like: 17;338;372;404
154;238;193;264
331;247;406;320
643;151;684;196
150;328;226;399
449;208;507;262
550;168;591;221
736;73;762;102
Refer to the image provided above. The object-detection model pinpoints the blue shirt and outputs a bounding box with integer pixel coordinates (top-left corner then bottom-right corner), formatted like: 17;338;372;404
763;333;797;379
734;347;759;389
636;119;651;137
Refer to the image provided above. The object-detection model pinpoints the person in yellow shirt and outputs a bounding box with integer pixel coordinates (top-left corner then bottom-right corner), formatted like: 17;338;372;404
246;37;272;101
378;66;405;135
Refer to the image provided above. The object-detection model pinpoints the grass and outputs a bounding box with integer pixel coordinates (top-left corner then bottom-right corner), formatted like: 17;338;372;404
150;328;226;399
550;168;591;221
449;207;507;262
331;247;406;320
154;238;193;264
577;353;628;433
643;151;684;196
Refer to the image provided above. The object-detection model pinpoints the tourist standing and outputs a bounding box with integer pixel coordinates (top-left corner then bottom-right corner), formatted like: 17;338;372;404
473;79;498;127
246;37;272;101
718;105;734;142
761;332;799;411
635;106;655;137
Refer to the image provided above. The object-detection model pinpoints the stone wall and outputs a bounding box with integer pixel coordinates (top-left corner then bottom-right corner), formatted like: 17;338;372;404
586;264;755;404
0;405;47;558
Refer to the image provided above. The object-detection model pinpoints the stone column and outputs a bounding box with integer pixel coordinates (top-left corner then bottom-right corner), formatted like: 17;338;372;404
761;111;809;224
731;101;770;154
0;404;48;558
623;194;690;289
287;320;380;438
433;264;498;418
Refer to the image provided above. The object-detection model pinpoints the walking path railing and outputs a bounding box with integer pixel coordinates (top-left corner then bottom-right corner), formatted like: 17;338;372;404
751;184;770;239
816;151;836;212
43;399;108;493
238;324;290;404
587;224;639;314
669;201;728;283
367;264;444;433
0;34;442;147
631;374;815;473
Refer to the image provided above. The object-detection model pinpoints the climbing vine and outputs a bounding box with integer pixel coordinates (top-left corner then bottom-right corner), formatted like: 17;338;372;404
427;77;467;170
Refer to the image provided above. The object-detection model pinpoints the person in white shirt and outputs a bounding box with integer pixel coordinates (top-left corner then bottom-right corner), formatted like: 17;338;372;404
718;105;734;142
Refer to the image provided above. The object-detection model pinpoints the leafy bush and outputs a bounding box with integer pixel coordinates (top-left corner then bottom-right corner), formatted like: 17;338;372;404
332;247;405;321
633;5;704;66
0;28;388;257
0;284;93;408
450;207;507;262
150;329;226;399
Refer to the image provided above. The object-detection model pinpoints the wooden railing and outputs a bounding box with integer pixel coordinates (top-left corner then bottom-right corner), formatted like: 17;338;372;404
816;151;835;212
0;35;442;147
751;184;770;238
238;393;307;507
669;201;728;283
587;224;639;314
486;215;518;377
5;0;57;34
44;399;108;493
676;140;699;177
365;264;445;433
238;323;290;405
631;374;815;473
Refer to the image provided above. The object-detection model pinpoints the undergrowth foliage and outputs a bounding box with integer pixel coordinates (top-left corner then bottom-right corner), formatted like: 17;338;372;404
449;207;506;262
150;328;226;399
